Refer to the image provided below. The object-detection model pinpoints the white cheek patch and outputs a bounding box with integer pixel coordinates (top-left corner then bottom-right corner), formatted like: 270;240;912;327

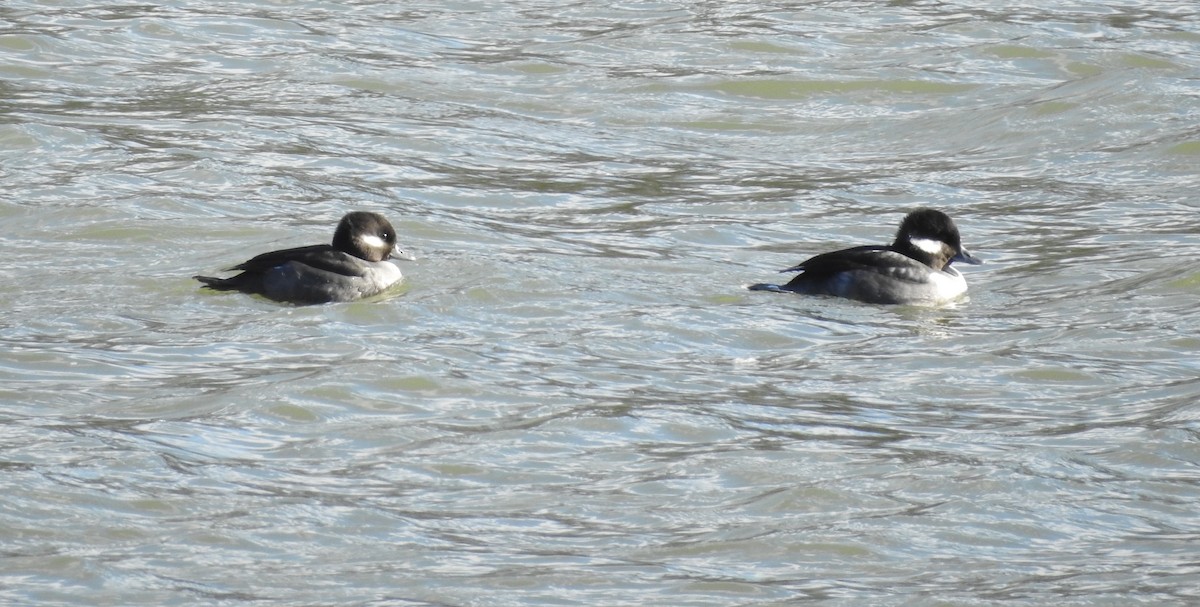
359;234;388;250
909;237;946;255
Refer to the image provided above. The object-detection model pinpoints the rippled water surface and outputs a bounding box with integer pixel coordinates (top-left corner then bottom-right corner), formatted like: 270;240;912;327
3;1;1200;605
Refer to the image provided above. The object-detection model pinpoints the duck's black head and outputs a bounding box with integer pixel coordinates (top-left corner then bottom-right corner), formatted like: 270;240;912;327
892;208;981;269
332;211;397;262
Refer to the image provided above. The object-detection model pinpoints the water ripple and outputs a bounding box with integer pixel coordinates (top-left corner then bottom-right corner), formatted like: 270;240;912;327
3;0;1200;605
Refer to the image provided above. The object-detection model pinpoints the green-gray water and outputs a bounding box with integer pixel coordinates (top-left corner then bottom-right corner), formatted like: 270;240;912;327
3;2;1199;605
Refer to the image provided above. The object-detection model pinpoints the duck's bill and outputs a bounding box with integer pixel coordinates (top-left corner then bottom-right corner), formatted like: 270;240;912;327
952;248;982;265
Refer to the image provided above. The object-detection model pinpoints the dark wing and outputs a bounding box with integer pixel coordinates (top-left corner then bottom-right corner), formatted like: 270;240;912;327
780;245;895;279
227;245;368;277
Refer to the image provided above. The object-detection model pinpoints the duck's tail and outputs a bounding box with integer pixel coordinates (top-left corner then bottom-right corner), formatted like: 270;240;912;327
194;275;239;291
747;283;793;293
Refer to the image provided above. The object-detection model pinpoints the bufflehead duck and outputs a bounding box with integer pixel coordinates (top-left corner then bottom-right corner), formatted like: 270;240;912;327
749;208;981;305
195;211;408;304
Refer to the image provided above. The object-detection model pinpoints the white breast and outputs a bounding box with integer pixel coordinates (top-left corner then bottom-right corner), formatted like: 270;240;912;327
364;261;403;291
928;267;968;302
